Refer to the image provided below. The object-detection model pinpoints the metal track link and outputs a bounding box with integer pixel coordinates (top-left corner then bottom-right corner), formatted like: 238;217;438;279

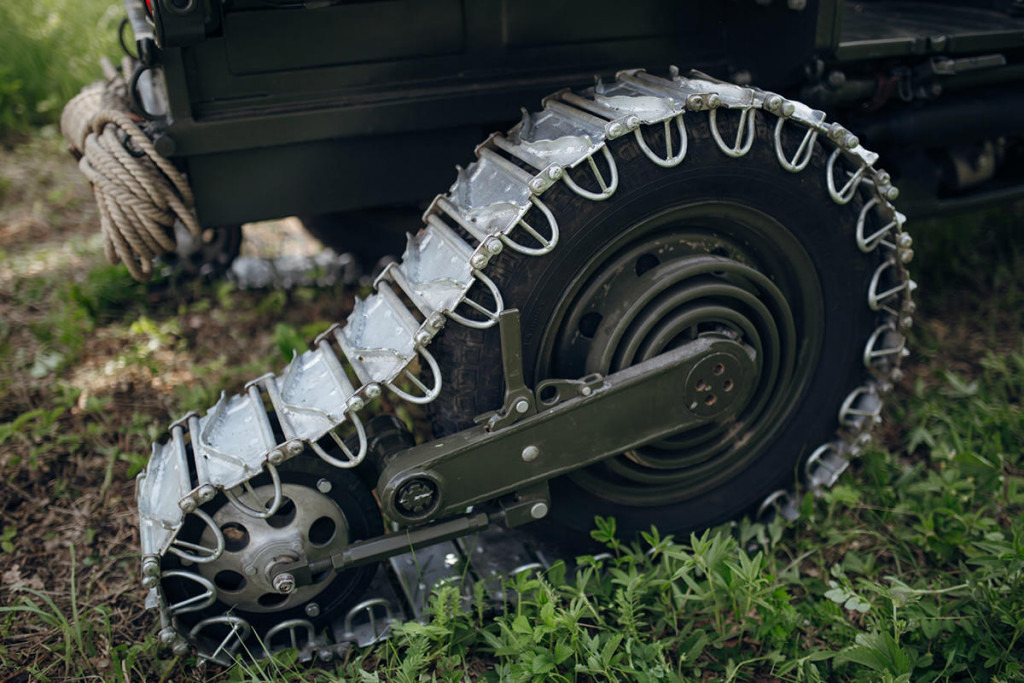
137;67;914;663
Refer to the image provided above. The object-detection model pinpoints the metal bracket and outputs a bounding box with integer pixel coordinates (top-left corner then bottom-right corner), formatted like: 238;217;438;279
480;309;537;431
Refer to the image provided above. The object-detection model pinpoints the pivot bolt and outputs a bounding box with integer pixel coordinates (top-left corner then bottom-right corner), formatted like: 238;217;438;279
197;485;216;503
396;478;438;515
273;573;296;594
305;602;321;618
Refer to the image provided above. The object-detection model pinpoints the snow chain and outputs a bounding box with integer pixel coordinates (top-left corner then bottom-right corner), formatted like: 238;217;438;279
136;68;914;663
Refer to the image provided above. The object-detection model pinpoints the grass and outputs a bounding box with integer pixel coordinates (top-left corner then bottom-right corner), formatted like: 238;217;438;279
0;0;122;139
1;105;1023;682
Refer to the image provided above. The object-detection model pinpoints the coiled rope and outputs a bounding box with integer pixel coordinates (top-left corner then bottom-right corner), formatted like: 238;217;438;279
61;57;200;280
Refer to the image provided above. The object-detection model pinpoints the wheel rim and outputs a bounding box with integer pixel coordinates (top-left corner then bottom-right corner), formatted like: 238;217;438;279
535;201;824;506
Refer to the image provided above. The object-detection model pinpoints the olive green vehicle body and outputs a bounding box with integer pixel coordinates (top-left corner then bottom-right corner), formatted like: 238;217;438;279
132;0;1024;230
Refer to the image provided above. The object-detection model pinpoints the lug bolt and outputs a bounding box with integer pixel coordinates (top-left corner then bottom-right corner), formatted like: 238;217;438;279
530;502;549;519
521;445;540;463
317;478;332;494
273;573;296;594
305;602;321;618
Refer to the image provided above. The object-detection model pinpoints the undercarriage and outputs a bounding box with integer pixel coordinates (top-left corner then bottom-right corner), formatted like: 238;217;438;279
115;69;913;662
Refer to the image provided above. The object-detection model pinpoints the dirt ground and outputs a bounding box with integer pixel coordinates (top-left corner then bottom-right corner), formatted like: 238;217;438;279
1;127;1022;680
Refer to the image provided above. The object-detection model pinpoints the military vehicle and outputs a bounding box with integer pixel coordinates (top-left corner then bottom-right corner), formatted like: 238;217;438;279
61;0;1024;663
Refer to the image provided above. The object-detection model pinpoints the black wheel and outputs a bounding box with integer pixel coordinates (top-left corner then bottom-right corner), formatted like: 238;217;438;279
429;108;889;536
301;207;418;269
158;223;243;280
159;454;382;653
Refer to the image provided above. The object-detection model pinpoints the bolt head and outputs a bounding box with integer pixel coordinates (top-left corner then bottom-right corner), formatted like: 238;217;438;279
268;449;285;466
142;575;159;589
515;398;530;414
415;330;432;346
179;497;197;514
318;649;334;663
273;573;296;594
316;478;333;494
608;122;624;137
197;485;216;503
530;502;549;519
485;238;503;255
348;396;365;412
843;133;859;150
366;384;382;399
686;94;704;111
244;565;258;577
885;186;900;201
707;94;722;109
529;178;544;192
429;313;447;329
521;445;540;463
781;101;796;118
764;94;782;112
547;166;563;181
470;254;488;270
172;640;190;657
899;248;914;264
581;386;593;397
396;478;437;515
897;233;913;248
160;628;178;645
142;558;160;576
305;602;321;618
286;441;305;456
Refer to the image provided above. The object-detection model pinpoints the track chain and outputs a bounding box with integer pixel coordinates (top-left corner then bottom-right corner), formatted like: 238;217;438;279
136;68;914;664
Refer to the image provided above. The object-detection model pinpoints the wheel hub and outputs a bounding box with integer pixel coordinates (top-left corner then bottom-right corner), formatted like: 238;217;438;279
538;204;822;506
195;482;348;613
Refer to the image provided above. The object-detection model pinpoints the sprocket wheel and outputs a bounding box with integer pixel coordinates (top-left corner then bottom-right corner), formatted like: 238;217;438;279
430;107;889;536
158;454;381;656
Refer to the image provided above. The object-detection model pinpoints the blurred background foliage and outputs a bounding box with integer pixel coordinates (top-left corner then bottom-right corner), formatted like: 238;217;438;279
0;1;122;139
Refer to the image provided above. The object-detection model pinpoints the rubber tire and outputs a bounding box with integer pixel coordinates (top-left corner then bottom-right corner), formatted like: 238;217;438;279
428;111;881;536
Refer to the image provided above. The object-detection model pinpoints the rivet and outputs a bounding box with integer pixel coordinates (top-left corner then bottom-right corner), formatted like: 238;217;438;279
521;445;540;462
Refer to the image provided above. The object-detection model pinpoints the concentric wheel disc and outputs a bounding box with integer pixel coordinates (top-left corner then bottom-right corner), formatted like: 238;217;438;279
536;201;824;506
